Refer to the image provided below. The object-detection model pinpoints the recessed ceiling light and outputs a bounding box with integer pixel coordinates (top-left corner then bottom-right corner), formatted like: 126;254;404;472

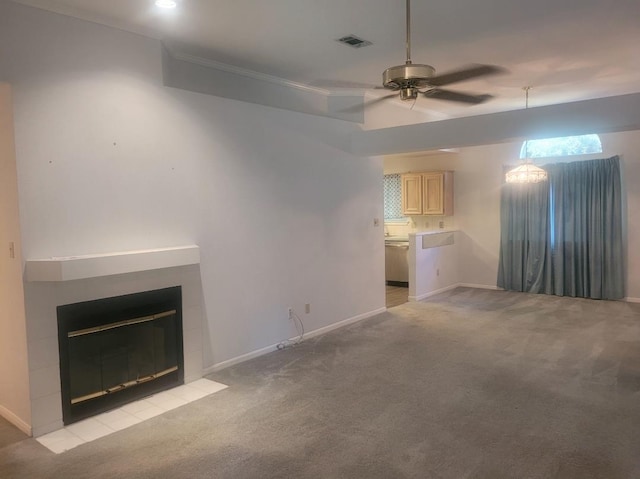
155;0;177;9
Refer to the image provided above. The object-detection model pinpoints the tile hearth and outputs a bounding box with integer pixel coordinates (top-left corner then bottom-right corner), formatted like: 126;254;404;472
36;379;227;454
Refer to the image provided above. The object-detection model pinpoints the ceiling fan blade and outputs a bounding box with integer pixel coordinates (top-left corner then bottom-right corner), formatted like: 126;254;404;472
428;64;507;87
340;93;398;113
423;89;492;104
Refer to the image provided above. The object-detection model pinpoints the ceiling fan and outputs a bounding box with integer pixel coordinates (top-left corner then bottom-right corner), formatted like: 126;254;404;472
352;0;506;109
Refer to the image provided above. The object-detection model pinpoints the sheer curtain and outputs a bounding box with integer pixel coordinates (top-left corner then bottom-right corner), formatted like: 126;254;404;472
498;155;624;299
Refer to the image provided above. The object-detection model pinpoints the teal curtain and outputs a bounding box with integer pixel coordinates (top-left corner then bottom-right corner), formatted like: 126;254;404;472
498;156;624;300
546;156;624;299
497;178;551;293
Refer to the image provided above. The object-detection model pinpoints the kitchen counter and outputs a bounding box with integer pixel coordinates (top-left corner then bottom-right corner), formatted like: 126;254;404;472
409;229;457;237
385;235;409;242
411;230;457;250
407;230;459;302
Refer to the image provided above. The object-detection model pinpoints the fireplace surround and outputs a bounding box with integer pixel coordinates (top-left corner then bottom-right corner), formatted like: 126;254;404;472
57;287;184;425
22;247;203;437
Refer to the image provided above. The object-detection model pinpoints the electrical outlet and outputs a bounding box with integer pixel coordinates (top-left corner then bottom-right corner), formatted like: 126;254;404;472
305;303;311;314
288;307;293;318
437;268;440;277
373;218;380;227
439;221;445;229
9;242;15;259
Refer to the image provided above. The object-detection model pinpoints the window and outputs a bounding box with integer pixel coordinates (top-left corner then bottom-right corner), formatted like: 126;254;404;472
520;134;602;159
383;174;404;220
516;134;603;247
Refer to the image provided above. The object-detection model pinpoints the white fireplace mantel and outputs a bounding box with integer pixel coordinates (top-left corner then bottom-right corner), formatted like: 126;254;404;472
23;244;204;437
25;245;200;282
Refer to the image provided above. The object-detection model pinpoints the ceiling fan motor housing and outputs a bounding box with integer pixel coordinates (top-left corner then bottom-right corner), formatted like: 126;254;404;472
383;63;436;91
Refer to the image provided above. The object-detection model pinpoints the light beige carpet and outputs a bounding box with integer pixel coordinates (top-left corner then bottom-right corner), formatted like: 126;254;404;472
2;287;640;478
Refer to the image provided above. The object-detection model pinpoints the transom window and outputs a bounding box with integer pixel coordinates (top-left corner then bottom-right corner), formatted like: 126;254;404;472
520;134;602;159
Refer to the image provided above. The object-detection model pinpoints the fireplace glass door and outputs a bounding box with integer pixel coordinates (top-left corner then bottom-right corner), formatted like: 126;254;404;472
58;287;183;424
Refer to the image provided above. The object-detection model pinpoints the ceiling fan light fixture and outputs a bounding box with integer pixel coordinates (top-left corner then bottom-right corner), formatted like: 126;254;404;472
383;64;435;91
332;0;505;111
400;87;418;101
377;0;503;105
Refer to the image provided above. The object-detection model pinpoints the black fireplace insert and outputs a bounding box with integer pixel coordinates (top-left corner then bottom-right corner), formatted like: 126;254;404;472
57;286;184;425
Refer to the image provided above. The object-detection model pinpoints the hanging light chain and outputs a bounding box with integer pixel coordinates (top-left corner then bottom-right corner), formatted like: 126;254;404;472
504;86;548;184
523;86;531;158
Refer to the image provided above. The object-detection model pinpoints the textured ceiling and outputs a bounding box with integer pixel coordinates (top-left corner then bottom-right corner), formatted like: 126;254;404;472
12;0;640;121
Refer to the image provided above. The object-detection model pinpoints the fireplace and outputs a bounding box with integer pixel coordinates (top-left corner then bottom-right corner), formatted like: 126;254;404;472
57;287;184;425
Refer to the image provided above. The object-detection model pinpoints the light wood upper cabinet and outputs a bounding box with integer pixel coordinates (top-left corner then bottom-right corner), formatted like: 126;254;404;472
401;171;453;216
401;173;423;215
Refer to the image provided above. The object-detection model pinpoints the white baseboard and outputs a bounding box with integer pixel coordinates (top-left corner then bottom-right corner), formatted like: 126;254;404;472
625;297;640;303
298;307;387;341
0;404;32;436
409;282;503;302
203;306;387;374
203;344;273;375
458;283;502;290
409;283;459;302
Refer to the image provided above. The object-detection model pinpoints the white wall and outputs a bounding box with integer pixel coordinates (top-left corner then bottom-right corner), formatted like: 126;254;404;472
0;82;31;434
383;151;458;175
598;131;640;299
0;1;385;374
455;143;513;288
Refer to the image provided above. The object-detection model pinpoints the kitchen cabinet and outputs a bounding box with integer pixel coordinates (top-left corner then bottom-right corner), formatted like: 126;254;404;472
401;173;423;215
401;171;453;216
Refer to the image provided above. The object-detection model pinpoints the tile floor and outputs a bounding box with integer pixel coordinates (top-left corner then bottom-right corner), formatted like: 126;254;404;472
36;378;228;454
386;284;409;308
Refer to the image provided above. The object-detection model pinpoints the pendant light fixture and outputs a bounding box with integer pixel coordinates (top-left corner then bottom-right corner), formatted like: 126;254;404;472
155;0;177;9
505;87;548;184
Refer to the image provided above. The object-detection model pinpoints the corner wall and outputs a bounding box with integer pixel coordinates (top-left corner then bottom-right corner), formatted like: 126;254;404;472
0;83;31;434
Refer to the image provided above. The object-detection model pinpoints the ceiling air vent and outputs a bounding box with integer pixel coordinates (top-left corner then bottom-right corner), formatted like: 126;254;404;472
336;35;372;48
